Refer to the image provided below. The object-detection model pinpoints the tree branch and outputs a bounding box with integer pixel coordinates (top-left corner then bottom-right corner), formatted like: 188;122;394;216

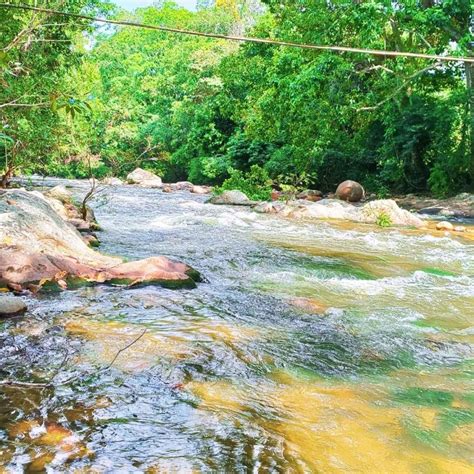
0;329;147;388
357;61;442;112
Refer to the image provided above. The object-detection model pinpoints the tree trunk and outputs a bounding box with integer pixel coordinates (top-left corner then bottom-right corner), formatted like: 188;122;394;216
466;44;474;188
0;164;14;189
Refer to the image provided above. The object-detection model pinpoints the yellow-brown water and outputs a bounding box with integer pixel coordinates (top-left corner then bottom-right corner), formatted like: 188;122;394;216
0;179;473;472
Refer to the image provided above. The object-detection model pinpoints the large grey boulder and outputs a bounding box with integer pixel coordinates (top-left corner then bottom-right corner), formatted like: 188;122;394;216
208;190;255;206
126;168;162;188
0;295;27;316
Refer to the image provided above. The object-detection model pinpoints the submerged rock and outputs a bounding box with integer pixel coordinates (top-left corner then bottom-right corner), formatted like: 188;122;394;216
0;295;27;316
208;190;255;206
0;190;200;291
335;180;365;202
254;201;288;214
436;221;454;231
126;168;162;188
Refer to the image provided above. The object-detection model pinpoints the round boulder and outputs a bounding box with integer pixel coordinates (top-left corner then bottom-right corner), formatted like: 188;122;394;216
335;180;365;202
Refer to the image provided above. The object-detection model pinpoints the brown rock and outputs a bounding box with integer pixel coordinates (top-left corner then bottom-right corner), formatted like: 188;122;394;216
82;233;100;247
68;218;91;232
335;180;365;202
174;181;194;191
271;190;282;201
296;190;323;202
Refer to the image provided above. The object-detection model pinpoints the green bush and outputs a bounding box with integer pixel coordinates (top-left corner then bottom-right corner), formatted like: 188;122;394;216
214;165;272;201
376;211;393;228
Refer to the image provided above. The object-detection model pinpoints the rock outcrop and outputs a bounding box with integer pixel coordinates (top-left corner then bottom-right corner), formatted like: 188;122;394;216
45;184;73;203
336;180;365;202
208;190;256;206
254;198;424;227
0;189;200;291
126;168;162;188
355;199;424;227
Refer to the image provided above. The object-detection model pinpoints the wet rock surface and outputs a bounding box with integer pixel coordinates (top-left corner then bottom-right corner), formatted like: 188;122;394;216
0;189;200;291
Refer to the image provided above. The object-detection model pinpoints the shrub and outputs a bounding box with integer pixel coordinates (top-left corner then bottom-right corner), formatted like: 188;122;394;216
214;165;272;201
376;211;393;228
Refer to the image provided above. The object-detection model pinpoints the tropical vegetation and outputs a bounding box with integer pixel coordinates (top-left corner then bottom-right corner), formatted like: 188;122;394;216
1;0;472;196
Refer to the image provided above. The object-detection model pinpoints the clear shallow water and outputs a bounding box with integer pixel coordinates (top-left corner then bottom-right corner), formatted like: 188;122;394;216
1;180;473;472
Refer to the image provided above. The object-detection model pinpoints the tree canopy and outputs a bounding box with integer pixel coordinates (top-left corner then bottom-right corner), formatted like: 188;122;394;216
1;0;472;196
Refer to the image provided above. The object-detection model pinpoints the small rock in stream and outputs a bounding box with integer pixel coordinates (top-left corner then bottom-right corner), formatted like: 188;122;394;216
436;221;454;231
0;295;27;316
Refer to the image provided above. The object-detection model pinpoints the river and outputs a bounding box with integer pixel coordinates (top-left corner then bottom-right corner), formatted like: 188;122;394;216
1;179;473;472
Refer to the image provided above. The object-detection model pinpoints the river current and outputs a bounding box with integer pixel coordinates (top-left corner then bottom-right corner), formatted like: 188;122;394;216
0;179;473;472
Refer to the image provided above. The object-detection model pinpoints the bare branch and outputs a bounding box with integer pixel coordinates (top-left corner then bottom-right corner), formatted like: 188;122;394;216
357;61;442;112
102;329;147;371
358;65;396;75
0;329;147;388
0;101;50;109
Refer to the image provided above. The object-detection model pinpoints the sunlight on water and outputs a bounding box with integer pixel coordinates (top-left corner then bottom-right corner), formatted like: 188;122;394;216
1;180;473;471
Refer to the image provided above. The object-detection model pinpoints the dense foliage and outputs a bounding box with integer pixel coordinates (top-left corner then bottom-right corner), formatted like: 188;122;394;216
1;0;472;196
0;0;113;182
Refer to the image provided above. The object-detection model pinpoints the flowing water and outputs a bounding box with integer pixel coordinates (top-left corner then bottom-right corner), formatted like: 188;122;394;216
1;180;473;472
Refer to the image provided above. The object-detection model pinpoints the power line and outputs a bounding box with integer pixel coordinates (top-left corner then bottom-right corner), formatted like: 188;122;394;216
1;2;473;64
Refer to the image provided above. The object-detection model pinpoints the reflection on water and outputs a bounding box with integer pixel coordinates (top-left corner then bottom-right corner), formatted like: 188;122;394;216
1;179;473;471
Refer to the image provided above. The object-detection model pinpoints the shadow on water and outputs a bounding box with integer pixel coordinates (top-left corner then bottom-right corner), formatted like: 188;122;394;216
1;179;473;471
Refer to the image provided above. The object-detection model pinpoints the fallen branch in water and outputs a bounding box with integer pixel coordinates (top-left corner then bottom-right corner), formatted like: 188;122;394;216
0;328;147;388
